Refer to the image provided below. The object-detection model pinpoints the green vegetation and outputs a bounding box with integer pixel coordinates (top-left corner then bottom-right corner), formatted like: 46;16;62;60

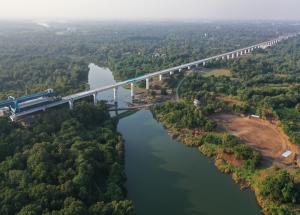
176;36;300;145
1;21;300;215
0;102;135;215
276;108;300;145
152;101;216;130
152;35;300;214
0;57;88;99
202;69;232;77
260;170;297;204
0;22;298;97
152;100;299;214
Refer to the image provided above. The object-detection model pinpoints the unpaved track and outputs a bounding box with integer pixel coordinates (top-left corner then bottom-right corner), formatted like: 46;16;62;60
211;113;298;165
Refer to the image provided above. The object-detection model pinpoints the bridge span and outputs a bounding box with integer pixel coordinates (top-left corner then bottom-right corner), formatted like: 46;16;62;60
10;33;298;121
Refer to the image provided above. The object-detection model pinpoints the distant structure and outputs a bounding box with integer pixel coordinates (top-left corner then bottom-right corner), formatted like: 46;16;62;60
249;114;260;119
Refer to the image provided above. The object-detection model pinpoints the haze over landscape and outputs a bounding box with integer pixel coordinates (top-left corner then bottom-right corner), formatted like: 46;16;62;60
1;0;300;21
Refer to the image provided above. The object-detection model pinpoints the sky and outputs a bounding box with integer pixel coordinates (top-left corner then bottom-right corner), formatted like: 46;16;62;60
0;0;300;21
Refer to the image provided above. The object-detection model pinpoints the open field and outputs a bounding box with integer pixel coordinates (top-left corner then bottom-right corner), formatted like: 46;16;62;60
202;69;232;77
211;113;300;166
217;95;246;106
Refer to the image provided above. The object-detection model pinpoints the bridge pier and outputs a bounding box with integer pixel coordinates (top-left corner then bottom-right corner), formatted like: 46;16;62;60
146;78;150;90
179;68;182;72
187;66;191;70
222;56;225;60
236;52;239;57
227;55;230;60
170;71;174;75
93;93;98;105
113;87;118;102
203;62;206;66
130;82;135;99
69;100;74;110
159;74;162;81
231;53;235;58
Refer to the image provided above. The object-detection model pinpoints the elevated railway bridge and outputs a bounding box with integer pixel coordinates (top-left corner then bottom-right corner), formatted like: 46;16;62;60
0;33;298;121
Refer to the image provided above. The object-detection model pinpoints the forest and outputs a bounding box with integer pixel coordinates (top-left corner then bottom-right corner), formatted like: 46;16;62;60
151;34;300;214
0;21;300;215
0;21;299;100
176;36;300;145
0;102;135;215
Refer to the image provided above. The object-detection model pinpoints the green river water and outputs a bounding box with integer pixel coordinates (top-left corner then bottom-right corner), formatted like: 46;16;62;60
89;63;261;215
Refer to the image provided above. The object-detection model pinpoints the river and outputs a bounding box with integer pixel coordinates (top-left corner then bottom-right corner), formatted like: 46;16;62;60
88;63;261;215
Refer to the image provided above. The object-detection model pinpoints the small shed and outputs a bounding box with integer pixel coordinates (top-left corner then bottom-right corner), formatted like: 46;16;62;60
193;99;201;107
282;150;292;158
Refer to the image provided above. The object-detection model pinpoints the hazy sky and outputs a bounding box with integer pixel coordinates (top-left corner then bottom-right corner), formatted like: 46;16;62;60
1;0;300;21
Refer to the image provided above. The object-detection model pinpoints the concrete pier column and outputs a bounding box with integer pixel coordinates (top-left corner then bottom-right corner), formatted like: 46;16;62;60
159;74;162;81
179;68;182;72
203;62;206;66
240;51;243;56
69;100;74;110
170;71;174;75
236;52;239;57
232;53;235;58
113;87;118;102
187;66;191;70
93;93;98;105
130;82;135;98
244;49;247;54
227;55;230;60
146;78;150;90
222;56;225;60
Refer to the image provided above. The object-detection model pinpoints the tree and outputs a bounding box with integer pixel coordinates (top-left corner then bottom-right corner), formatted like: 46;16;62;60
260;170;297;203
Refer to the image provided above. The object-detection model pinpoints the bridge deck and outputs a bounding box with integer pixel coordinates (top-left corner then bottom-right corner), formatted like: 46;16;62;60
10;33;298;121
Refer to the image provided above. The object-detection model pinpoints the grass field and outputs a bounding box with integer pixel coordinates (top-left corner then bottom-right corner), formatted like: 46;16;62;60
202;69;232;77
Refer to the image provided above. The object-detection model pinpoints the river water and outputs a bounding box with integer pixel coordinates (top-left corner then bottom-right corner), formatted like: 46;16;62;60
88;63;261;215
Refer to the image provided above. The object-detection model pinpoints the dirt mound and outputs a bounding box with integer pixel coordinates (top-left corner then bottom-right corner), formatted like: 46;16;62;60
211;113;299;166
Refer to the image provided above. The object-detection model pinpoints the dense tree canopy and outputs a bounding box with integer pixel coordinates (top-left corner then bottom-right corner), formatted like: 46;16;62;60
260;170;297;204
0;102;135;215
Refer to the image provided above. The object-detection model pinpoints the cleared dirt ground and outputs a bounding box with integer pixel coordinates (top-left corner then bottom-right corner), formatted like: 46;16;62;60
211;113;299;166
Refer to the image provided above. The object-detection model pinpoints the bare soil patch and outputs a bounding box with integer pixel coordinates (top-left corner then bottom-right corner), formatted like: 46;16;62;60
211;113;299;166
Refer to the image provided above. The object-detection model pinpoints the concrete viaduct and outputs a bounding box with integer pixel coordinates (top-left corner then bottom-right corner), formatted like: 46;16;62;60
10;33;298;121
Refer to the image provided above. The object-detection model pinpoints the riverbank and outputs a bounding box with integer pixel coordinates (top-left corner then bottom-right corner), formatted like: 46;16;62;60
89;64;262;215
118;110;262;215
151;102;300;215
